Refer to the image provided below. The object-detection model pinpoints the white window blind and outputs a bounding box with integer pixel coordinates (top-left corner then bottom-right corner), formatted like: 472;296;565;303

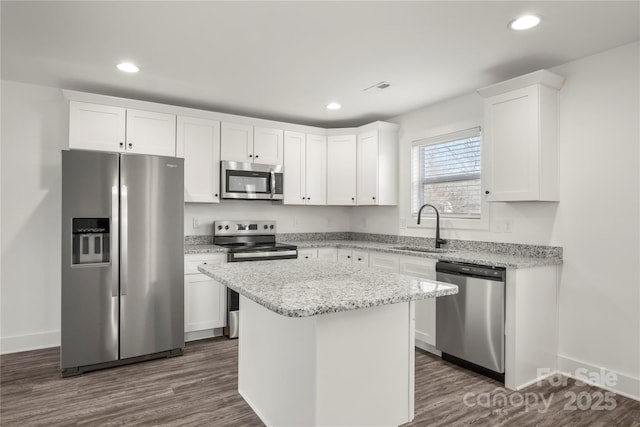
411;128;481;218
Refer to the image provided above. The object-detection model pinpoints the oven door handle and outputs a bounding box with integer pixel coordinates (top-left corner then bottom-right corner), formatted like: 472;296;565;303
270;168;275;199
230;250;298;260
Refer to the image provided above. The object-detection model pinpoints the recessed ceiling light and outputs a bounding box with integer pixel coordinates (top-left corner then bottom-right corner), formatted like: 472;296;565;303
509;15;541;31
117;62;139;73
325;102;342;110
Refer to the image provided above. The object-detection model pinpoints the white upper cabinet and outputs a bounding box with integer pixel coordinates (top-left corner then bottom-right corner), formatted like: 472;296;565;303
284;131;327;205
125;109;177;157
69;102;126;152
305;134;327;205
69;101;177;156
327;134;357;205
357;131;379;205
176;116;221;203
356;123;398;206
220;122;253;162
478;70;564;202
254;126;284;165
221;122;283;165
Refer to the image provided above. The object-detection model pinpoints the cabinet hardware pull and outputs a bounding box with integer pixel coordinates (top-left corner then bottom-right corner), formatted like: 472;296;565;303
358;258;362;261
372;196;376;200
128;143;133;149
255;155;259;158
215;194;218;197
249;154;253;158
485;190;490;194
351;197;355;201
119;142;124;147
347;255;351;259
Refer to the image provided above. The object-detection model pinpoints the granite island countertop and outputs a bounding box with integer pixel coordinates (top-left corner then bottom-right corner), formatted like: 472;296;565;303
187;239;562;269
198;258;458;317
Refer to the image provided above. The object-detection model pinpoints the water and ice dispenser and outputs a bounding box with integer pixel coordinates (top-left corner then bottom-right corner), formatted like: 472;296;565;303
71;218;110;265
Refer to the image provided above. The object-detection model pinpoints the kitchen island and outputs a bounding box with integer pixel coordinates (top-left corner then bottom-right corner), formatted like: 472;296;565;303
199;258;458;427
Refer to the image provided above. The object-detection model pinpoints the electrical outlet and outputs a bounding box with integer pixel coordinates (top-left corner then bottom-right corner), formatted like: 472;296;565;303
504;219;514;233
400;217;407;229
192;217;200;229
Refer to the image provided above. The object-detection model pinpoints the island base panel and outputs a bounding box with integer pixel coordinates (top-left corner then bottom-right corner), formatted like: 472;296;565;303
238;295;415;427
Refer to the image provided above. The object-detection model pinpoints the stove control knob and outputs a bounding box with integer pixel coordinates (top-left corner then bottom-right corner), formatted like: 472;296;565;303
224;225;229;230
264;225;268;229
269;225;274;229
217;225;222;230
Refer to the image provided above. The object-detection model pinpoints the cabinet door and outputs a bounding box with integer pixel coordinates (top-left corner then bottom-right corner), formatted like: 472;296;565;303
221;122;253;162
369;252;399;272
254;127;284;165
399;256;437;347
327;135;357;205
317;247;338;261
298;248;318;260
337;248;353;263
125;109;177;157
305;134;327;205
484;86;540;201
352;250;369;267
357;130;379;205
283;131;306;205
184;253;226;274
69;101;126;152
177;116;221;203
184;274;226;332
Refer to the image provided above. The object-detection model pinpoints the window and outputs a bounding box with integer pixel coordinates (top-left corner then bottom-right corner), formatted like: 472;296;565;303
411;128;481;218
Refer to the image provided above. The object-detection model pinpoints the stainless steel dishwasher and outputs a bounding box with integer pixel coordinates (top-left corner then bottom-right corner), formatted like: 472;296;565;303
436;261;506;382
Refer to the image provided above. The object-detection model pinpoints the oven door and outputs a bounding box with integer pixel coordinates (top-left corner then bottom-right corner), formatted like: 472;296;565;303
222;161;283;200
227;246;298;262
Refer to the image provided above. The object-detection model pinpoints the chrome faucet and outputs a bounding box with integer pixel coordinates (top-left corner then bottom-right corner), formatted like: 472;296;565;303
417;203;447;248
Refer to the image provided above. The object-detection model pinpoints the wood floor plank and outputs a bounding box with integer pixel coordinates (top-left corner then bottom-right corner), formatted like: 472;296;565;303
1;338;638;426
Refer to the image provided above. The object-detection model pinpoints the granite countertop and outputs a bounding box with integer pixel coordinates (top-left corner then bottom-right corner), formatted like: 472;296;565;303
186;239;562;269
198;259;458;318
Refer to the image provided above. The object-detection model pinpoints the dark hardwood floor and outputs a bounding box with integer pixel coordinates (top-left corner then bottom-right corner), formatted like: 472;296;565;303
1;338;638;426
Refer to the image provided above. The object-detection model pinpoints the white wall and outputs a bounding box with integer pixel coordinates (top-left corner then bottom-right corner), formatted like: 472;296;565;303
1;81;68;352
184;202;351;236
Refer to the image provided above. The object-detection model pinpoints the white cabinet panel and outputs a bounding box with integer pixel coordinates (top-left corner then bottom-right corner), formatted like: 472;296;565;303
177;116;221;203
399;256;437;347
69;101;126;152
184;253;227;335
221;122;253;162
369;252;399;272
317;247;338;261
338;249;368;266
327;135;357;205
283;131;306;205
184;273;226;332
298;248;318;260
305;134;327;205
125;109;177;157
479;70;562;201
337;248;353;263
357;130;379;205
254;126;284;165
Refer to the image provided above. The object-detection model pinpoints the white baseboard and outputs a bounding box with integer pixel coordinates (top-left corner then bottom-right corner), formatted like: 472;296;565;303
558;354;640;401
184;328;224;342
0;330;60;355
415;339;441;357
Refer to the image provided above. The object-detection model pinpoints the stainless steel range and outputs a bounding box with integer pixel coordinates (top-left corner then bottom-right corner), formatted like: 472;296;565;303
214;220;297;338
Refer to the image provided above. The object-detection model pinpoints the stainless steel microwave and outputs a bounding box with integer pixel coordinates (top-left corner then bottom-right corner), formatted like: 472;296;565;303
221;161;284;200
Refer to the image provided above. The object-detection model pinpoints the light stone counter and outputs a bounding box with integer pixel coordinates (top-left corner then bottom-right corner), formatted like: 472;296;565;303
198;258;458;317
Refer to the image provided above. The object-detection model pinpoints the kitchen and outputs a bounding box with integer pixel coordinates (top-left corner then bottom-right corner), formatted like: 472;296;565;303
1;1;639;426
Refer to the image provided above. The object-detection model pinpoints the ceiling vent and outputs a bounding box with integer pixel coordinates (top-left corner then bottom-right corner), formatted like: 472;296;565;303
363;81;391;93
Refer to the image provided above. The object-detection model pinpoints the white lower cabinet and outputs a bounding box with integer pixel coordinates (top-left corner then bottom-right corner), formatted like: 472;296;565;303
298;248;318;260
369;252;400;272
399;256;438;351
184;253;227;340
337;248;369;266
317;247;338;261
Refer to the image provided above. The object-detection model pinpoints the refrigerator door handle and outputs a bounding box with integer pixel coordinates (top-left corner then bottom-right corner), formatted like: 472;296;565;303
121;184;128;296
270;169;275;199
111;185;119;297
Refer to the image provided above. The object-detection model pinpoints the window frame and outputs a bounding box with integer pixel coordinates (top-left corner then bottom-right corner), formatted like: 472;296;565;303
408;127;490;231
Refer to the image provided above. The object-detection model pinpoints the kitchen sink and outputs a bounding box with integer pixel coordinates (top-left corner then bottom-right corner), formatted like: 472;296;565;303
391;246;455;254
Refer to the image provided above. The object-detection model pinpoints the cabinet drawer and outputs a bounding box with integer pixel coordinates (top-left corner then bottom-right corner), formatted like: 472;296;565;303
317;247;338;261
352;250;369;266
369;253;399;272
185;253;226;274
298;248;318;260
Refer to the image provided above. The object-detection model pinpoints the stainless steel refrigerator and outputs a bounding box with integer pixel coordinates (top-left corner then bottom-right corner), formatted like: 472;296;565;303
61;150;184;376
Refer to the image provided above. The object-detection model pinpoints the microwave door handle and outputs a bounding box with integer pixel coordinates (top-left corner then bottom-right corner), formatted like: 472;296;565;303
270;169;275;199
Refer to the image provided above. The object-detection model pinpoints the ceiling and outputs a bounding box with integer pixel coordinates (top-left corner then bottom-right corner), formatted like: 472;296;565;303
2;1;639;128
